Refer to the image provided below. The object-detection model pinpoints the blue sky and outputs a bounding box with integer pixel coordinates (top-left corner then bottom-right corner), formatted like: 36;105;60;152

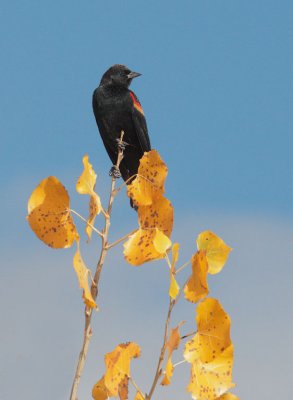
1;1;293;399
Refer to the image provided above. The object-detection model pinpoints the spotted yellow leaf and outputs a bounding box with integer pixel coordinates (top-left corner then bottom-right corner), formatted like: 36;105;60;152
27;176;78;248
73;247;97;309
184;298;231;364
76;155;102;240
186;345;235;400
92;376;110;400
138;196;174;237
184;250;209;303
124;228;170;266
197;231;232;274
127;150;168;206
104;342;141;397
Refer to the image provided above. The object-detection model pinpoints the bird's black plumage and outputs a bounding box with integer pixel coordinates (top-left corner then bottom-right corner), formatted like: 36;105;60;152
92;64;151;186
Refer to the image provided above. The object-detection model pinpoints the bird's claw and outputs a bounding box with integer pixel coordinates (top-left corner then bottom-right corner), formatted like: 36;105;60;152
109;166;121;179
116;138;128;151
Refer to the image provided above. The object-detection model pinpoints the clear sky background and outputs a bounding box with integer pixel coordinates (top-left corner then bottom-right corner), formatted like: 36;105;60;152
1;1;292;399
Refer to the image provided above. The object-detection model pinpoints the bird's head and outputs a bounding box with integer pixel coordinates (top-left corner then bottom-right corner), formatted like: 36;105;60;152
100;64;141;88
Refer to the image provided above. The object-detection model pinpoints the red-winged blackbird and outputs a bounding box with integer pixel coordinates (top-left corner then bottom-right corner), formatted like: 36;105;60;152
92;64;151;186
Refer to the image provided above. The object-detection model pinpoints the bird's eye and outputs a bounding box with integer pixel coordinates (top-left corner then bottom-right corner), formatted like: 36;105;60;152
125;69;131;76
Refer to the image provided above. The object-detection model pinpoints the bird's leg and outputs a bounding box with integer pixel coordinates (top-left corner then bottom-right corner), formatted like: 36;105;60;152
109;165;121;179
116;137;129;152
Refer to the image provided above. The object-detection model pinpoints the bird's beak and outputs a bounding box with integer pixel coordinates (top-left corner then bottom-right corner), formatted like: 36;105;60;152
127;71;142;79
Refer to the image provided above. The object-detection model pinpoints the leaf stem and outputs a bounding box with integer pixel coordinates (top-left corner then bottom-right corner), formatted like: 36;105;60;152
173;359;187;368
181;330;197;340
106;229;137;250
176;259;191;274
69;131;125;400
70;209;103;237
129;376;144;398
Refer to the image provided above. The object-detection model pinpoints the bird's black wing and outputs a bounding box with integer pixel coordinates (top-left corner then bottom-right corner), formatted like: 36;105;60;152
129;91;151;152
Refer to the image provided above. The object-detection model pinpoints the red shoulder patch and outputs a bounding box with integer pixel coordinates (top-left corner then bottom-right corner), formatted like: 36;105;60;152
129;91;144;115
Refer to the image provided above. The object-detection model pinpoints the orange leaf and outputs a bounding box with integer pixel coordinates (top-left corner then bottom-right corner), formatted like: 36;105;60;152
104;342;141;397
92;376;110;400
184;298;231;363
166;324;183;356
118;376;129;400
197;231;232;274
124;228;171;266
127;150;168;206
27;176;78;248
138;196;174;237
184;250;209;303
186;345;235;400
161;322;184;386
73;247;97;309
76;155;102;240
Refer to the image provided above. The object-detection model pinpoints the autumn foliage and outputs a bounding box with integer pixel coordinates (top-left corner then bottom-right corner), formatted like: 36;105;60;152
27;148;238;400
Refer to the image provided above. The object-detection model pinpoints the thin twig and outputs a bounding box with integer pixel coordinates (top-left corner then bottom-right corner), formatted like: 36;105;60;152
176;259;191;274
129;376;144;398
146;298;175;400
69;131;125;400
181;330;197;340
70;208;103;237
106;229;137;250
173;359;186;368
165;253;172;270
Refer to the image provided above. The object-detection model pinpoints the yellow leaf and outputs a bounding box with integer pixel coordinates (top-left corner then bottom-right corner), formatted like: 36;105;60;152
73;247;97;309
127;150;168;206
169;273;180;299
186;345;235;400
138;196;174;237
76;155;102;240
76;154;97;194
153;228;172;253
217;394;239;400
197;231;232;274
171;243;180;272
184;250;209;303
27;176;78;248
184;298;231;364
85;194;102;240
134;391;145;400
104;342;141;397
124;229;168;266
92;376;110;400
161;357;174;386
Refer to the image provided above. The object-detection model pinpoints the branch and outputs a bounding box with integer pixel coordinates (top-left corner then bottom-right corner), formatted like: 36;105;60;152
146;298;175;400
69;131;125;400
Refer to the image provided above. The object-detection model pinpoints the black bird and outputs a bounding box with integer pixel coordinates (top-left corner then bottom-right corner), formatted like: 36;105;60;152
92;64;151;186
